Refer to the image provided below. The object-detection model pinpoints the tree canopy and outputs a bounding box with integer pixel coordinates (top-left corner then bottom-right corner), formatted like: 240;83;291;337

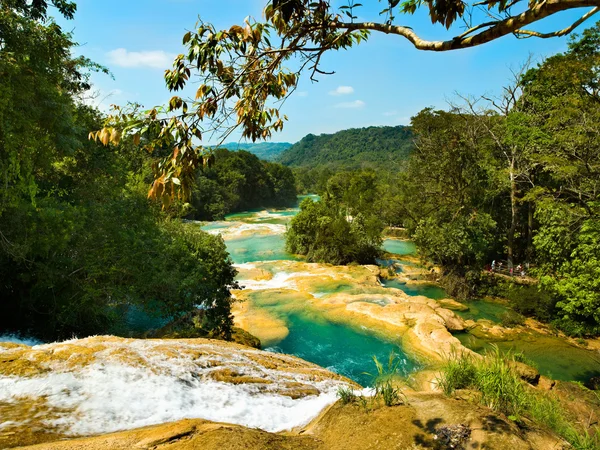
389;24;600;335
286;171;384;264
94;0;599;207
0;0;238;341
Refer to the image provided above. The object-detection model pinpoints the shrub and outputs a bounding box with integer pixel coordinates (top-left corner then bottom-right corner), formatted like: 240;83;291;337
500;311;526;328
436;350;478;396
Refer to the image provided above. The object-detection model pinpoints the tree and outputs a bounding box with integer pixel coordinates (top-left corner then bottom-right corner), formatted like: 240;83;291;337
0;0;239;341
518;24;600;335
286;173;384;265
94;1;600;207
399;108;499;270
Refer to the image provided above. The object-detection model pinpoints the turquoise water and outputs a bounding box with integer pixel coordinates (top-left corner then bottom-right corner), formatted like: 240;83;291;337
202;196;420;386
226;235;298;264
201;197;600;385
268;313;414;387
455;300;509;323
382;278;448;300
456;332;600;383
383;239;416;256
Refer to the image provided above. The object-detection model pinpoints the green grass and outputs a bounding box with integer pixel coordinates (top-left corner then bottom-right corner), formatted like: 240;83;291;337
437;346;600;449
365;352;407;406
336;386;357;405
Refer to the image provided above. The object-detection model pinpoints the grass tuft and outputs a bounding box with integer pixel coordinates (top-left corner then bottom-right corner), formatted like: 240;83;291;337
437;345;600;449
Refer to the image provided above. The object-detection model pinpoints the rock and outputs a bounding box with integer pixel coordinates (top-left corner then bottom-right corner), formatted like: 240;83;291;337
537;375;556;391
511;361;540;385
438;298;470;312
436;307;466;331
230;327;261;349
1;337;565;450
464;319;477;329
585;376;600;390
0;336;355;449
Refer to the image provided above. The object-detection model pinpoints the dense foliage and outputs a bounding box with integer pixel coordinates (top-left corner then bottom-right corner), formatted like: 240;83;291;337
392;23;600;336
286;172;384;264
188;148;297;220
0;1;237;341
219;142;292;161
279;125;413;170
94;0;598;209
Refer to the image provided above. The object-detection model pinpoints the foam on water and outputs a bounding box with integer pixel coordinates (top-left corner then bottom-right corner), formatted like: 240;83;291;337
0;339;350;436
0;334;42;346
205;223;286;240
238;271;320;290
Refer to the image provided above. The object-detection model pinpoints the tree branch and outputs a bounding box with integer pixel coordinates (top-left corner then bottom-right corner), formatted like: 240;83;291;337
515;6;599;38
334;0;600;50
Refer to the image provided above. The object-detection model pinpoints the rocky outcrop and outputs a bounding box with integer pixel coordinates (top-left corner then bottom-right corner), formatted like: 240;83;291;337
10;391;566;450
0;336;355;449
233;261;473;363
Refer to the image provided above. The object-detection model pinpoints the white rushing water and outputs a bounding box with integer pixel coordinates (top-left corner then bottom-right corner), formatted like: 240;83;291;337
0;334;42;346
205;222;286;240
0;338;349;436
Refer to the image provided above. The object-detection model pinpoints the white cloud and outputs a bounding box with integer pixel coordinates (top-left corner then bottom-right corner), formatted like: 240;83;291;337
329;86;354;96
106;48;176;69
296;91;308;97
383;110;398;117
335;100;365;109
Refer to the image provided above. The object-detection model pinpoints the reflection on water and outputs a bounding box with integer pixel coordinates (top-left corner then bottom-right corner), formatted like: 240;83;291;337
381;278;447;300
455;300;509;323
383;239;416;256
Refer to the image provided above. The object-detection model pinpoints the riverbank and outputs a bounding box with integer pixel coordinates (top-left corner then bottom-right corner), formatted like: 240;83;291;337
0;336;577;450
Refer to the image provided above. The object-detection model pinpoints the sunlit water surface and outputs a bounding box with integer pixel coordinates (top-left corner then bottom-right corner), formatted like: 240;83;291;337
200;197;600;385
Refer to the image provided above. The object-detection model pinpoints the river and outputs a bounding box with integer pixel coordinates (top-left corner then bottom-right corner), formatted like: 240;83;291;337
202;196;600;385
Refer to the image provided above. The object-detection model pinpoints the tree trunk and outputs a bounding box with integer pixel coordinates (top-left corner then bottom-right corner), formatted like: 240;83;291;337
508;157;517;266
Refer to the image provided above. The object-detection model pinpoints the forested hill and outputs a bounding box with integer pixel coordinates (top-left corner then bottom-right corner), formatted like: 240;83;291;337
277;126;414;169
220;142;292;161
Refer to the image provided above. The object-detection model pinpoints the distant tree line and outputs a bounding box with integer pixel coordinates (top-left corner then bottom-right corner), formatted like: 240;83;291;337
188;148;297;221
279;125;413;170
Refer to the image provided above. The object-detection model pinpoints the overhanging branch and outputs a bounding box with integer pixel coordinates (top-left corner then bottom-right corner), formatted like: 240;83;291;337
334;0;600;50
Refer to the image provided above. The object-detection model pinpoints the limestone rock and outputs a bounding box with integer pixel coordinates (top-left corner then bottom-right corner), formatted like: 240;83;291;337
438;298;470;312
510;361;540;385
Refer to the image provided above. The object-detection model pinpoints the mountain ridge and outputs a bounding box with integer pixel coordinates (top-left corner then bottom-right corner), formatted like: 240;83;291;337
277;125;414;169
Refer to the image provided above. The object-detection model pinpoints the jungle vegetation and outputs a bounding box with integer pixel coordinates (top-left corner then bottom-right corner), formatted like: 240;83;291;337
0;0;238;341
188;148;297;221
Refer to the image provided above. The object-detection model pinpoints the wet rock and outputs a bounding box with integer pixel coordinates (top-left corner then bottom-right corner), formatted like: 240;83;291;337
230;327;261;349
436;308;466;332
0;336;356;448
438;298;469;312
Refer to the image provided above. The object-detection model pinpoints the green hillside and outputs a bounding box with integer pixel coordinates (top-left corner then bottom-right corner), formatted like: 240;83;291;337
220;142;292;161
277;126;414;169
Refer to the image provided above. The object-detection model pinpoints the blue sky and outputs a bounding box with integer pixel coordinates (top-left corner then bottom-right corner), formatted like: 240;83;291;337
56;0;594;143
